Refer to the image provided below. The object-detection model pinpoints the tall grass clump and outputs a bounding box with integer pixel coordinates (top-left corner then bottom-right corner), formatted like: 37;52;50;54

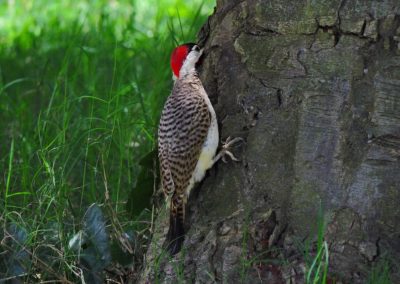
304;205;329;284
0;0;214;281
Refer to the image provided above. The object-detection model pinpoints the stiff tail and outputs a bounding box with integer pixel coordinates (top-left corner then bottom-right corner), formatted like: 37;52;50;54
164;201;185;255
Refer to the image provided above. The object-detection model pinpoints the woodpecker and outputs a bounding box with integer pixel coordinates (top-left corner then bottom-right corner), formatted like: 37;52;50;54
158;43;241;255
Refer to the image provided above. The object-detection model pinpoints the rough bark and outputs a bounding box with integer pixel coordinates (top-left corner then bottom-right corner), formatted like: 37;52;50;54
141;0;400;283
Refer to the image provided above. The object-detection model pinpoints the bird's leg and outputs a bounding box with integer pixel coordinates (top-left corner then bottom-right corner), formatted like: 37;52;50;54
212;136;244;165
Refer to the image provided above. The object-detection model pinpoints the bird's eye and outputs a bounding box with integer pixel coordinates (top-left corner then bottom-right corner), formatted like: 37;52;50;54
193;45;200;52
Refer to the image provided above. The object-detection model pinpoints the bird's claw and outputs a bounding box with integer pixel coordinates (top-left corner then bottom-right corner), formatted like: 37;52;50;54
222;136;244;148
221;150;239;163
220;136;244;163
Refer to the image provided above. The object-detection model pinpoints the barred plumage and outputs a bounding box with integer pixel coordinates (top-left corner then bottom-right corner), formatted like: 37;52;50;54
158;44;219;254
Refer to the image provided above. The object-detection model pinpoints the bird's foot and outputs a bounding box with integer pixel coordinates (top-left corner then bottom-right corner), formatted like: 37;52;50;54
219;136;244;163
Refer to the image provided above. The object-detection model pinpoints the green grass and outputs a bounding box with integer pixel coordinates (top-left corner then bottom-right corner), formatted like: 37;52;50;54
0;0;214;281
367;257;393;284
305;206;329;284
306;241;329;284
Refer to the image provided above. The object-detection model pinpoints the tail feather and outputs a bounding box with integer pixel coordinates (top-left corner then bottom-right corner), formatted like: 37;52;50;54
164;208;185;255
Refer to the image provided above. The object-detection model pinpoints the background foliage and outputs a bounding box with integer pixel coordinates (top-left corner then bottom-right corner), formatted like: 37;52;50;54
0;0;214;281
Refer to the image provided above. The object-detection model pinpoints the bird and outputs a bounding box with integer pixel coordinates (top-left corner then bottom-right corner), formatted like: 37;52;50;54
158;43;242;255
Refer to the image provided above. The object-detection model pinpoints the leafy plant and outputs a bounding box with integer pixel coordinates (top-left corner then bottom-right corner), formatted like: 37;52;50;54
71;204;111;283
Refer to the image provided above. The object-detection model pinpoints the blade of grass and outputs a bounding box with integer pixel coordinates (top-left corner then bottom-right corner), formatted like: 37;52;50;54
5;138;15;209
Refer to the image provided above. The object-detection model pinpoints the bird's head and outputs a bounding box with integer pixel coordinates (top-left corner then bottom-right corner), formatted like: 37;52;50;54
170;43;203;80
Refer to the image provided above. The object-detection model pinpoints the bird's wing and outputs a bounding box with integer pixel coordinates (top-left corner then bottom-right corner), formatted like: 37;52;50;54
158;81;211;198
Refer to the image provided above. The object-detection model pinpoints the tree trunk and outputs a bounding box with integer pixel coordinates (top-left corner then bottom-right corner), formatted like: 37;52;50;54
141;1;400;283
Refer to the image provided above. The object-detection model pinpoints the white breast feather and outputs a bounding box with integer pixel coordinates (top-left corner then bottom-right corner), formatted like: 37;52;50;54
186;91;219;197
